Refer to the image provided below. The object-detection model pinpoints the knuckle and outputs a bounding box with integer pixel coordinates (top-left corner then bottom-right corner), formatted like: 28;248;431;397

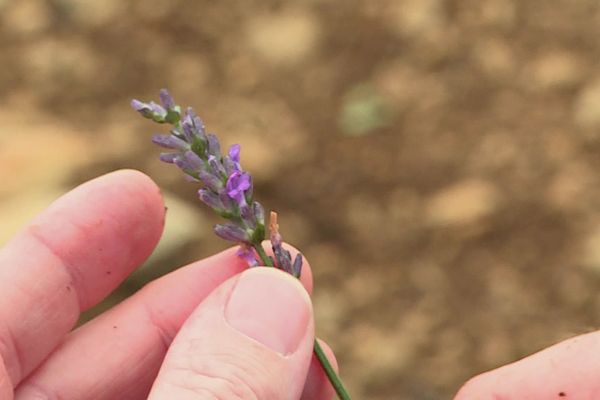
162;350;277;400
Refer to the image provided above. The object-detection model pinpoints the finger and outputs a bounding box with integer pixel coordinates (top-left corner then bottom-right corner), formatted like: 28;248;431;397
0;359;11;400
0;170;165;386
15;244;313;400
301;338;338;400
148;267;314;400
454;331;600;399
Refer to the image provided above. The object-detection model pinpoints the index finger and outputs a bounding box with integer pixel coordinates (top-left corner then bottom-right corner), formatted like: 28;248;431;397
0;169;165;386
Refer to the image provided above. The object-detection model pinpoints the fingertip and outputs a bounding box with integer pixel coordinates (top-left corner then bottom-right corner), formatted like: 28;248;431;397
99;169;165;224
24;169;166;309
453;373;492;399
149;266;316;399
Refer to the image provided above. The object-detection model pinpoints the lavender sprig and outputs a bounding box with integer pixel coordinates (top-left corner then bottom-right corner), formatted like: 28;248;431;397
131;89;302;276
132;90;351;400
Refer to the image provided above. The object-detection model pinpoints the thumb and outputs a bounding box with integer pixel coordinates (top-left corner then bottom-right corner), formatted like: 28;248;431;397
148;267;315;400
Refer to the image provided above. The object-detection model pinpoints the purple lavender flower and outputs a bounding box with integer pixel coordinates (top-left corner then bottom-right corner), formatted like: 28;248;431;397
132;89;302;277
226;171;251;206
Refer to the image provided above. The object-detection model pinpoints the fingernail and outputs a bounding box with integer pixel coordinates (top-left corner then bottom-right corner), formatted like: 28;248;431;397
225;268;311;355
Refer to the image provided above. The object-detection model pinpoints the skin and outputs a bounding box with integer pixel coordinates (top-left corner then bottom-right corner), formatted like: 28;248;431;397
9;168;590;399
454;332;600;399
0;170;336;400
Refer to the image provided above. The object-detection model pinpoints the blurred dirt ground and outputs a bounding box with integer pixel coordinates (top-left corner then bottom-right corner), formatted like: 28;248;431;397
2;0;600;398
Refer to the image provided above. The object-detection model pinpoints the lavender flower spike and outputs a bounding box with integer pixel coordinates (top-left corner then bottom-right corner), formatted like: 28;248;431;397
131;89;266;267
131;89;350;400
132;90;299;274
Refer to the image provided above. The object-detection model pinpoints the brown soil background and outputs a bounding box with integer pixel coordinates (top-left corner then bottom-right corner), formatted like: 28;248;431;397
2;1;600;398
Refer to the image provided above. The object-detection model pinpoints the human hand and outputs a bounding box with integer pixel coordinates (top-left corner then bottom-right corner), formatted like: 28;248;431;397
0;170;337;400
455;331;600;399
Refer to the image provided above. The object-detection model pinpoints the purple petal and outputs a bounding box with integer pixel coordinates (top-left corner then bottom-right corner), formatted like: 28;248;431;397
228;144;241;163
226;171;251;204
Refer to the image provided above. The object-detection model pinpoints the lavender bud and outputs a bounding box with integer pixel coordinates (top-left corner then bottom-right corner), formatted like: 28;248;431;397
219;191;234;212
149;102;167;120
236;245;259;267
244;174;253;201
274;245;293;274
181;115;196;143
182;110;207;143
152;134;189;150
199;170;223;192
240;204;256;229
184;174;200;183
292;254;303;278
208;155;226;178
207;134;221;157
131;99;166;122
222;155;238;176
214;223;250;242
253;202;265;225
131;99;151;116
159;152;179;164
183;150;204;170
174;150;204;174
187;108;206;133
198;188;223;210
159;89;175;109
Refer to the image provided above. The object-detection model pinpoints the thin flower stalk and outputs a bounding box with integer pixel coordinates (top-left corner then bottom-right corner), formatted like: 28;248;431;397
132;89;351;400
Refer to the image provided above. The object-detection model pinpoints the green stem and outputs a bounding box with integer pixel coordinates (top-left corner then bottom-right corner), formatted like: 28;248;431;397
253;243;274;267
314;338;352;399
